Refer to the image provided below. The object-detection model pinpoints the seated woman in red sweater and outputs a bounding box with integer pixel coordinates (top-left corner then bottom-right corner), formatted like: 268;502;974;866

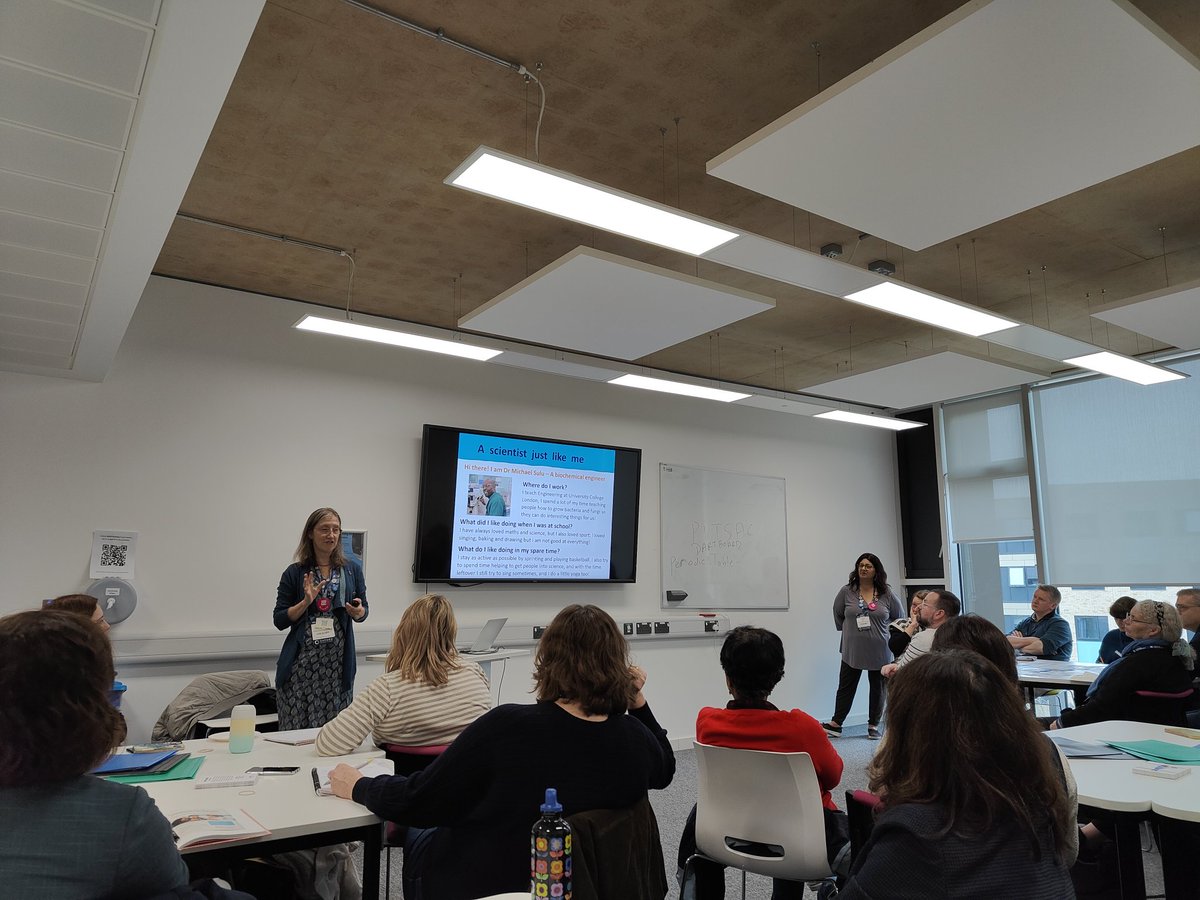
678;626;849;899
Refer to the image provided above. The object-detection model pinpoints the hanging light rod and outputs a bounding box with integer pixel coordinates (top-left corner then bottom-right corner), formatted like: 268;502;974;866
446;146;740;256
176;213;350;257
339;0;522;72
295;315;501;361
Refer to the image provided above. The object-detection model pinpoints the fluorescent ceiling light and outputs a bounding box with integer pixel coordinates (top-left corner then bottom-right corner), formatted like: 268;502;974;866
447;147;740;256
608;373;750;403
815;410;925;431
1063;351;1186;386
295;315;501;361
845;282;1017;337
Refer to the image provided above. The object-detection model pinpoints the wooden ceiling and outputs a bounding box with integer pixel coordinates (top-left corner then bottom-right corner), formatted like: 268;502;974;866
154;0;1200;395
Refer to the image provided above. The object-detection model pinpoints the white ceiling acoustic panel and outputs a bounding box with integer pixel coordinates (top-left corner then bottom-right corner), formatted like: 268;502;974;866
0;0;266;379
1091;278;1200;353
0;210;104;258
708;0;1200;251
805;350;1045;409
0;121;123;191
460;246;775;361
0;0;154;94
82;0;163;26
0;294;84;326
0;170;113;228
0;61;137;149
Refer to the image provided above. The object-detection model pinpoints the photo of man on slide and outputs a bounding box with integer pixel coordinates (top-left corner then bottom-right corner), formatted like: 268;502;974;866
470;476;509;517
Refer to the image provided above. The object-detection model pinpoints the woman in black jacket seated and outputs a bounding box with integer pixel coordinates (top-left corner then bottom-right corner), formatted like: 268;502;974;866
1052;599;1195;729
329;603;676;900
840;650;1076;899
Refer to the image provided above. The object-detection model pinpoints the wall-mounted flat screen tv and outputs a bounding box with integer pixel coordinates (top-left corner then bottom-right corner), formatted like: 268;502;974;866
413;424;641;583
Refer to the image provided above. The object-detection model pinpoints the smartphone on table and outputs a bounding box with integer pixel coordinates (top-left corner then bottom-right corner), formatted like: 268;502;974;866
246;766;300;775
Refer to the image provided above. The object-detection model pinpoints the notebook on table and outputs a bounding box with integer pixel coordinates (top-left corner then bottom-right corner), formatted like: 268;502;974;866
458;617;506;654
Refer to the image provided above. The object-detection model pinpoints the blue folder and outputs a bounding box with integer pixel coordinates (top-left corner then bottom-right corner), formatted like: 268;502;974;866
91;750;177;774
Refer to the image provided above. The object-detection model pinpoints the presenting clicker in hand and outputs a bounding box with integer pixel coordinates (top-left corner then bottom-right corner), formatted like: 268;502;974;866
272;507;368;730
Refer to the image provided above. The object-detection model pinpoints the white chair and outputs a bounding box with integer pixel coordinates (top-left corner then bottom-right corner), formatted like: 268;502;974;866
683;742;832;898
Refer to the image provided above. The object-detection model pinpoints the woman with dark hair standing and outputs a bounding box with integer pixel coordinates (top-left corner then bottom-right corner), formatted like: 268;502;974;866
274;507;368;730
0;610;189;896
840;650;1076;898
327;603;675;900
823;553;903;740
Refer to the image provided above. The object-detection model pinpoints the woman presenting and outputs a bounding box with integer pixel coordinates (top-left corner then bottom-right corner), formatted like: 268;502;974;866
274;507;368;730
823;553;903;740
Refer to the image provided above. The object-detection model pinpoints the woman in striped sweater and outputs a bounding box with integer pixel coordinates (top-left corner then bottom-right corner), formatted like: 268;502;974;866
315;594;491;756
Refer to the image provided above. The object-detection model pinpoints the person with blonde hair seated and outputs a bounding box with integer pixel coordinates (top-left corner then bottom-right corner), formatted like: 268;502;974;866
0;609;189;897
316;594;490;759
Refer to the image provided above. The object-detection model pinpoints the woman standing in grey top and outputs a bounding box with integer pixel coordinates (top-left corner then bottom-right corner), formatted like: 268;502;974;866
822;553;903;740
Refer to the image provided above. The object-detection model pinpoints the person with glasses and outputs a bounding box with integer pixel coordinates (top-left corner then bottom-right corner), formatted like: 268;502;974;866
823;553;905;741
1051;600;1194;729
1176;589;1200;656
273;507;369;730
1096;595;1137;663
880;590;961;677
1174;589;1200;727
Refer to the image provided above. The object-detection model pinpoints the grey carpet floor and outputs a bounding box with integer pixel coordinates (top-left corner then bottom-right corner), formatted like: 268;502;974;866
365;723;1166;897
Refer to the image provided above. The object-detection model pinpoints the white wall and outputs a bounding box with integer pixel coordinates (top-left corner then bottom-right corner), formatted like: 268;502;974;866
0;277;903;741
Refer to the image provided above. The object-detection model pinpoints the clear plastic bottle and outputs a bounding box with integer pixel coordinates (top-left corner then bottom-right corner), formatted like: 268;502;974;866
530;787;572;899
228;703;256;753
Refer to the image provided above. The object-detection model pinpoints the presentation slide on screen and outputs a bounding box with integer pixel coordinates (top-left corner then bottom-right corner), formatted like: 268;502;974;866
451;432;616;579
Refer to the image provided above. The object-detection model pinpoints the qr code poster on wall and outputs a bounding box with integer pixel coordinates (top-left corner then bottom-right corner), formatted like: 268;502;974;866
90;530;138;579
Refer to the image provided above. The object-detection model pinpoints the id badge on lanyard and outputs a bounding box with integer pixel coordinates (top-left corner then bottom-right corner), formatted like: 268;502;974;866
856;596;878;631
311;616;336;642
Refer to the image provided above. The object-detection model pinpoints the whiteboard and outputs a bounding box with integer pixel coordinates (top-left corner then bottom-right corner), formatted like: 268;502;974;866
659;463;789;609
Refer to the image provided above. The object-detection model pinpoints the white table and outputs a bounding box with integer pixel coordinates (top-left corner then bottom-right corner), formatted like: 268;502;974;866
1017;658;1105;706
1053;720;1200;900
134;737;392;899
365;647;529;703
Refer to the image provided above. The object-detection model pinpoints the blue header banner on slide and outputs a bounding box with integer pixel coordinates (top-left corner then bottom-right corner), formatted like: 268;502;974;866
459;433;615;473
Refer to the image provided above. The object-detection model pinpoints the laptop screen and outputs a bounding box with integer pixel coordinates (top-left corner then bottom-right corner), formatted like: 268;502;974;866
462;617;506;653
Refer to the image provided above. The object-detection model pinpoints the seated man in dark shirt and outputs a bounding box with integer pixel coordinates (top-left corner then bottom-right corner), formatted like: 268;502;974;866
1007;584;1073;661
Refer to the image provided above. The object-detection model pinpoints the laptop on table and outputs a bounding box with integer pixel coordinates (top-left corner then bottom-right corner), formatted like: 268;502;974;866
459;617;506;654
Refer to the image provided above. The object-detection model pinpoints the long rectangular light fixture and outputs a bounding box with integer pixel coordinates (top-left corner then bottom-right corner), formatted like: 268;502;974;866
815;410;925;431
295;315;501;361
1063;350;1186;385
845;282;1017;337
446;146;740;256
609;373;750;403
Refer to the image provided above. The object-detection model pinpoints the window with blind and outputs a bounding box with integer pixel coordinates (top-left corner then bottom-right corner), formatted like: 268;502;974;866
1030;355;1200;586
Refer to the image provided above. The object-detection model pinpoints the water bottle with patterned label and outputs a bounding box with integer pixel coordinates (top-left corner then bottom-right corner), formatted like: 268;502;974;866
530;787;572;899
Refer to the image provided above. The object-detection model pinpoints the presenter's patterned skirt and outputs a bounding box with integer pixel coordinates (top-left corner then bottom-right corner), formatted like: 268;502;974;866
277;615;353;730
